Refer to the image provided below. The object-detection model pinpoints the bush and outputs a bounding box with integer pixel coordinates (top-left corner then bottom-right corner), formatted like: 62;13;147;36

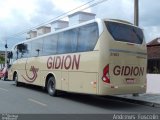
0;56;5;64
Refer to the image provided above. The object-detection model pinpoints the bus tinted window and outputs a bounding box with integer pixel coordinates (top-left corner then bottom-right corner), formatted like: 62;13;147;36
64;29;78;53
106;21;144;44
31;39;43;57
13;46;18;60
16;43;30;58
77;23;99;52
43;34;58;55
57;32;67;54
22;43;31;58
13;22;99;58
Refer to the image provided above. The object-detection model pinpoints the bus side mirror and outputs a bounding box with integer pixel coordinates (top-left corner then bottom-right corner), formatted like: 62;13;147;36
35;49;40;57
8;64;11;69
7;52;13;59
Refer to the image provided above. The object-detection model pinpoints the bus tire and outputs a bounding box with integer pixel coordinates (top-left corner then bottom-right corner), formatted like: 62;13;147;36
14;73;20;87
3;75;8;81
47;76;57;96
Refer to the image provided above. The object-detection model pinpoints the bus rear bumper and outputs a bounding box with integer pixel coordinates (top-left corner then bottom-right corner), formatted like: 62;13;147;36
98;84;146;95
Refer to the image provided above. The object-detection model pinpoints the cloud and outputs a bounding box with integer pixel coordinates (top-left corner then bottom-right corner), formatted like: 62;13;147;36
0;0;38;36
144;26;160;43
139;0;160;42
0;0;37;20
91;0;160;42
0;0;87;50
50;0;88;12
140;0;160;27
91;0;134;23
1;0;160;50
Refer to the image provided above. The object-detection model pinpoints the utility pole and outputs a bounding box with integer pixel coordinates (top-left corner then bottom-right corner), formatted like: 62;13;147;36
4;38;8;67
134;0;139;26
133;0;139;97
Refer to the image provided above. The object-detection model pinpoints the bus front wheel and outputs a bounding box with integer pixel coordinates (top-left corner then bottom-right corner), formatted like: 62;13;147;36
14;73;20;87
47;76;57;96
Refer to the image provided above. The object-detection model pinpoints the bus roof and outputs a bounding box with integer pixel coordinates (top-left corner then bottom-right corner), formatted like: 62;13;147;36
11;18;138;49
12;18;102;47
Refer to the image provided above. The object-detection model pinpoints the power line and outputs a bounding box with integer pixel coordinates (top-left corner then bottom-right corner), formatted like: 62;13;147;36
7;0;95;38
7;0;108;39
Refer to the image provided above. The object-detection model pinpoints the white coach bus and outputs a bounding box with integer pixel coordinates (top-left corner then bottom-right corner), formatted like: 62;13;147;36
8;18;147;96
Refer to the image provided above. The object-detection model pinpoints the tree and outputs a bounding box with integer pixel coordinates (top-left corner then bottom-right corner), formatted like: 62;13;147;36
0;55;5;64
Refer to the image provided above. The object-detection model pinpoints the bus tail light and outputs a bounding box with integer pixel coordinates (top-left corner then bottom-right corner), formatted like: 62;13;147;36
102;65;110;83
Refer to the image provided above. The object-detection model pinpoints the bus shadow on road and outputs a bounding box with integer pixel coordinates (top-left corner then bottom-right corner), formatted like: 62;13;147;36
57;93;141;110
12;82;47;93
11;82;143;110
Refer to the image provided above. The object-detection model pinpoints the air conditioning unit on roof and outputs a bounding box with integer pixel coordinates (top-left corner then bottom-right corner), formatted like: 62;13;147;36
51;20;69;31
37;26;51;36
68;11;96;26
27;30;37;39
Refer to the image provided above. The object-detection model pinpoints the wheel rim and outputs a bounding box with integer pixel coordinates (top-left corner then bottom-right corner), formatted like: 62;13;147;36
48;79;55;93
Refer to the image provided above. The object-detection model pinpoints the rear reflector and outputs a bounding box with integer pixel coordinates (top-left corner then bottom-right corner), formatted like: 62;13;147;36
102;65;110;83
127;43;135;46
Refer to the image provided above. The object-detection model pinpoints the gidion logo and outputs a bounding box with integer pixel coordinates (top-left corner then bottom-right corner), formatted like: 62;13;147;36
47;54;81;70
113;65;145;76
22;66;39;83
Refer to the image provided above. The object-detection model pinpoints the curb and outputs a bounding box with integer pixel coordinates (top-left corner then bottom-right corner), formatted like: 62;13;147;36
103;95;160;108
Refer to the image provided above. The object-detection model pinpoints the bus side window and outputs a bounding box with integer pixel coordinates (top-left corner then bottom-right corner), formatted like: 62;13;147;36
64;29;78;53
57;32;66;54
13;46;19;60
13;43;31;59
23;43;31;58
43;34;58;56
57;28;79;54
16;48;22;59
31;39;43;57
77;22;99;52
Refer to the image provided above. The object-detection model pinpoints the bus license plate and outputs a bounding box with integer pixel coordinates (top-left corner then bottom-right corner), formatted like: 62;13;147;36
126;79;135;84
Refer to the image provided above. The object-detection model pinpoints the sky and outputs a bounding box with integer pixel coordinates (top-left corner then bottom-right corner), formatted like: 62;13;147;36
0;0;160;50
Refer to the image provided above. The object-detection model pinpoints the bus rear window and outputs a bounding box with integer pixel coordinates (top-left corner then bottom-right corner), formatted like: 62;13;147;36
105;21;144;44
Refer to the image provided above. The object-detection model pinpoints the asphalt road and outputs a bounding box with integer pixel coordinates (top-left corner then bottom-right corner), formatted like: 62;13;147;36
0;80;160;114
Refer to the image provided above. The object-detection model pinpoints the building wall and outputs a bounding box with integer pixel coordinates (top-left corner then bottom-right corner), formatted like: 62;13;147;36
147;40;160;74
0;51;5;58
0;51;5;69
148;59;160;73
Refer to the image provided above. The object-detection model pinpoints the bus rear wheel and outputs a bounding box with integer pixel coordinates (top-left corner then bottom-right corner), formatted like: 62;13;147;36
14;73;20;87
47;76;57;96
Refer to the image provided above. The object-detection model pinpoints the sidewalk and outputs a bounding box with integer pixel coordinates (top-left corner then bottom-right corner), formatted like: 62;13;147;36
115;74;160;107
115;94;160;107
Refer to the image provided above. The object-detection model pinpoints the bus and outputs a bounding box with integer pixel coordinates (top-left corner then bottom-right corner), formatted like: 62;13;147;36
8;18;147;96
